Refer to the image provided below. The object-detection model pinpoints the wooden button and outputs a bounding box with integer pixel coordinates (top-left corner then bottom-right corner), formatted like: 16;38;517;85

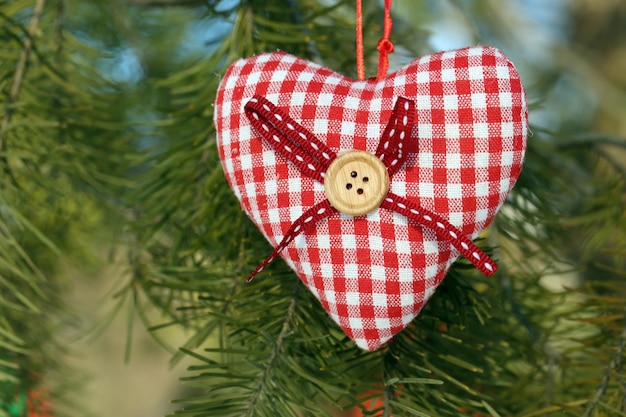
324;150;389;216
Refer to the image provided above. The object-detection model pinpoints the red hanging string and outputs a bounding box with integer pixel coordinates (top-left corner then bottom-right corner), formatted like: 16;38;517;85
355;0;395;80
377;0;394;79
356;0;365;80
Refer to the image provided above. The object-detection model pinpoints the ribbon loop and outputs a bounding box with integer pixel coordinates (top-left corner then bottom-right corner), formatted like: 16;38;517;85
245;96;336;183
375;97;415;176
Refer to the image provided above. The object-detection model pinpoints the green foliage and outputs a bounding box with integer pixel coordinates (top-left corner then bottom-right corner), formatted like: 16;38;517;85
1;0;626;416
1;0;130;414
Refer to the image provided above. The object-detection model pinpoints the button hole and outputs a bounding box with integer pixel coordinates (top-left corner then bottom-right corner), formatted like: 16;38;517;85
362;177;369;183
346;183;353;190
357;188;364;195
350;171;358;178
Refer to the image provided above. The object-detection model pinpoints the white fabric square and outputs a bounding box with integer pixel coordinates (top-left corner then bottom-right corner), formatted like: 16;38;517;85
342;234;357;249
474;122;489;139
468;65;485;80
444;94;458;110
471;93;487;109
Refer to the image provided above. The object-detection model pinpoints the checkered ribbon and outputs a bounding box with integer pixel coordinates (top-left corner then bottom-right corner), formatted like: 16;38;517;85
244;95;497;282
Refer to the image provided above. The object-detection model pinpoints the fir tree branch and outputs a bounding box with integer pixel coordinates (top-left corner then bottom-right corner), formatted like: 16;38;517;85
491;230;549;349
54;0;64;48
382;379;393;417
621;367;626;413
555;134;626;148
490;228;561;407
555;134;626;178
581;313;626;417
54;0;66;146
170;236;248;366
244;282;300;417
0;0;46;155
382;346;401;417
195;146;210;204
594;146;626;180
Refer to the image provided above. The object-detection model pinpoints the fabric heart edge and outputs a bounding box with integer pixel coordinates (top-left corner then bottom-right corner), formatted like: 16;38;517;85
214;46;528;351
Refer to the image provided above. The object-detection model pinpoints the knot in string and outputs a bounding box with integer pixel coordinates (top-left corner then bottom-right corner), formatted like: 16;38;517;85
377;38;395;54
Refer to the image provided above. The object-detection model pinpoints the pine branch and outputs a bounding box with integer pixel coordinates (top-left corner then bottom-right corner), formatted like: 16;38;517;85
582;313;626;417
490;225;562;369
555;134;626;149
169;236;248;366
622;368;626;413
53;0;66;147
594;146;626;180
244;283;300;417
0;0;46;154
382;354;396;417
383;385;393;417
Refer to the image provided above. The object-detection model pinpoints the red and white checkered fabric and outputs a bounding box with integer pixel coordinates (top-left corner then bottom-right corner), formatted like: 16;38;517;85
215;46;528;351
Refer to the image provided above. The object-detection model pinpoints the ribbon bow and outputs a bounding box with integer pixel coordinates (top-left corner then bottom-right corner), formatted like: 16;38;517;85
244;95;497;282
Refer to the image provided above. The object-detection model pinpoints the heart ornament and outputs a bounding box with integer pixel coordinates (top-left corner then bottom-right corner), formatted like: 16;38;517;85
215;46;528;350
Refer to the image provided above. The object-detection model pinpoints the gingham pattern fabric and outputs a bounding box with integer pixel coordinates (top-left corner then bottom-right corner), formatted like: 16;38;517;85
215;46;528;351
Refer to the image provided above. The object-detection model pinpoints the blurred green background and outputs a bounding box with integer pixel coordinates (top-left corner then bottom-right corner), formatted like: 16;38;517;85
71;1;626;415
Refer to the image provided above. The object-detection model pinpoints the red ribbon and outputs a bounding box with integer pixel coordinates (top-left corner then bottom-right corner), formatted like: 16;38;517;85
244;96;497;282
